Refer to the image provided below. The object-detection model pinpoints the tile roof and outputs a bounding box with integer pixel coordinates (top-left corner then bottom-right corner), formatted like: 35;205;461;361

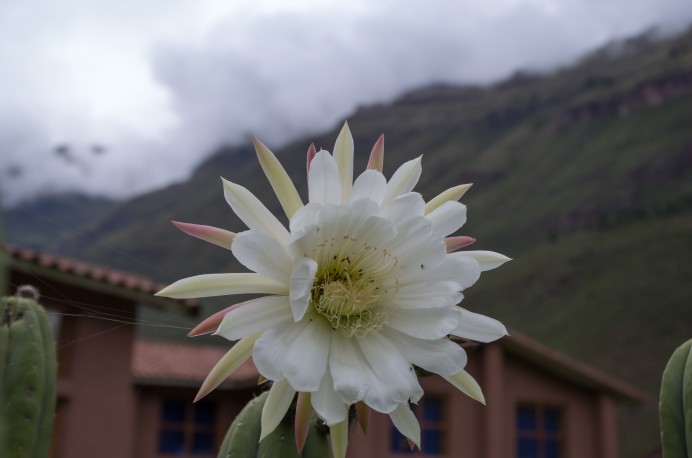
132;340;259;388
3;244;197;311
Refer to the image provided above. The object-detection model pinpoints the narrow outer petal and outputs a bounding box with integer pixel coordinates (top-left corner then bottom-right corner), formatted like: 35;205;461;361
253;137;304;218
222;178;289;242
389;404;421;449
171;221;235;250
194;333;260;401
333;122;354;202
355;401;370;435
156;273;287;299
260;379;296;440
424;183;472;214
382;156;422;206
330;419;349;458
443;370;486;404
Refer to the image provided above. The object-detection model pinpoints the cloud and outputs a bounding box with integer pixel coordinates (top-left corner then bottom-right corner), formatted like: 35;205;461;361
1;0;691;206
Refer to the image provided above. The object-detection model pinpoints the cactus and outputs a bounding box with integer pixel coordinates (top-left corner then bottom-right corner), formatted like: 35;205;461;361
659;338;692;458
0;295;57;458
218;391;332;458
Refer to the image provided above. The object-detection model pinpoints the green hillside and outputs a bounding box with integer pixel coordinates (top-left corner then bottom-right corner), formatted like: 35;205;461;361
13;28;692;456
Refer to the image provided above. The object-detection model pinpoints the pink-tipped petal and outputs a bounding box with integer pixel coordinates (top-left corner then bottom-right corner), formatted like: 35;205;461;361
355;401;370;435
188;300;259;336
444;236;476;252
367;134;384;172
295;392;313;453
306;143;317;173
172;221;235;250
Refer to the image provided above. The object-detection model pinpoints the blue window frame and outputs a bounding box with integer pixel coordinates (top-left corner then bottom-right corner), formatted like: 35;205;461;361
516;404;564;458
158;399;217;456
391;396;446;455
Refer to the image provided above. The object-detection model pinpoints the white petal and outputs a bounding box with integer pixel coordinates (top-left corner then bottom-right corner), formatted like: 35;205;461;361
222;178;289;243
383;328;467;376
281;319;331;391
350;169;387;204
289;257;318;321
329;332;397;412
253;319;302;381
381;192;425;225
289;202;322;234
308;150;342;204
394;281;462;309
214;296;293;341
333;122;354;202
382;156;422;206
358;333;423;407
426;200;467;237
232;231;293;284
260;379;296;440
156;273;287;299
443;370;485;404
398;255;480;291
388;216;446;274
453;250;512;271
384;307;461;339
450;308;508;343
253;318;331;391
389;404;421;449
311;369;348;426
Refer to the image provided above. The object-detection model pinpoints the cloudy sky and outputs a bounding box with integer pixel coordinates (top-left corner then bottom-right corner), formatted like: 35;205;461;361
1;0;691;206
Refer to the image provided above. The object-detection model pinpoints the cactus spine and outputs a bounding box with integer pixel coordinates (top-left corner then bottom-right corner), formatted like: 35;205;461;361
218;391;331;458
0;295;57;458
659;338;692;458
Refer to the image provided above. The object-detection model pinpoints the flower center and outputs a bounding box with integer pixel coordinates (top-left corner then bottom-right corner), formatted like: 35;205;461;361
310;256;391;338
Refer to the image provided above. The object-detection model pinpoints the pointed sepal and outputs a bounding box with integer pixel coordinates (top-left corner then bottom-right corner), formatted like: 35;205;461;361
425;184;472;214
333;122;354;202
253;137;304;218
329;418;349;458
306;143;317;172
444;236;476;252
194;333;260;402
355;401;370;435
295;392;313;453
367;134;384;172
443;370;486;404
260;379;296;441
172;221;235;250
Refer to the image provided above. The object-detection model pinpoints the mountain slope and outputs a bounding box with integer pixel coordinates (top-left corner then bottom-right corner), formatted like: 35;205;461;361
44;28;692;457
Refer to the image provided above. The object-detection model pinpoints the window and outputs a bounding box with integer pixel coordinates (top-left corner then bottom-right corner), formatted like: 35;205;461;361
391;396;446;455
516;404;564;458
159;399;216;456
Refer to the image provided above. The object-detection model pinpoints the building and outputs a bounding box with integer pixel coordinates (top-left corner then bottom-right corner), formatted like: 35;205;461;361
1;245;646;458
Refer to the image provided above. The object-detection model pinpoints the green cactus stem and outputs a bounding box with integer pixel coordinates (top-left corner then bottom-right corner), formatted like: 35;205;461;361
659;338;692;458
0;295;58;458
218;391;331;458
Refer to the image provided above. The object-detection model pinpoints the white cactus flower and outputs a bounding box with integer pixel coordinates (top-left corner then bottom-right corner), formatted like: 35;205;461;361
157;122;510;457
